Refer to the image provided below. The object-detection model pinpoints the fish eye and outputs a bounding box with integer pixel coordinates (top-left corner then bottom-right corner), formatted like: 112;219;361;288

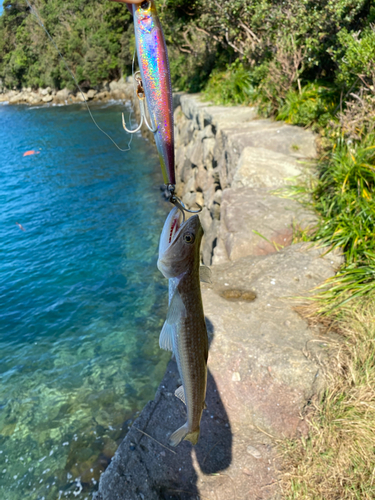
183;232;195;244
141;1;149;8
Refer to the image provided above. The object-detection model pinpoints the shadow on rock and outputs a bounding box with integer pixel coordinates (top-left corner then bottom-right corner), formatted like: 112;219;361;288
94;318;232;500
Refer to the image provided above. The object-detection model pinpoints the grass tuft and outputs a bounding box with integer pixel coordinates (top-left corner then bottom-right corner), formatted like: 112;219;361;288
281;299;375;500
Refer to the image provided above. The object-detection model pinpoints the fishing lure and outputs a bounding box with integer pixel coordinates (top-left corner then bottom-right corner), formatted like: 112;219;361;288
126;0;175;187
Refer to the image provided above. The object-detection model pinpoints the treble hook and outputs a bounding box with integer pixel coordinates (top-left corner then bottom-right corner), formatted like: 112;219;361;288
122;71;158;134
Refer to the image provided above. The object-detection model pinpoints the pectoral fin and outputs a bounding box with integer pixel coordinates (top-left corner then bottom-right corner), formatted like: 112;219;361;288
174;385;186;405
200;265;212;284
159;321;174;352
166;288;186;325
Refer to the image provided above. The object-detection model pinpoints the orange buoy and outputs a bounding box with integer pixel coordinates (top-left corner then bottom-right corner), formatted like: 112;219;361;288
23;150;40;157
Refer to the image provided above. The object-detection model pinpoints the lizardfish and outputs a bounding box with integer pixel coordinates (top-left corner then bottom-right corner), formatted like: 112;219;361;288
158;207;211;446
133;0;175;186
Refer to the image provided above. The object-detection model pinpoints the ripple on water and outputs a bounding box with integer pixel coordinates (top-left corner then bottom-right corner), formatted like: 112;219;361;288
0;103;170;499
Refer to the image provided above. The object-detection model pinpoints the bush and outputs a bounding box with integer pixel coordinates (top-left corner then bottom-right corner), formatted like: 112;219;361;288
202;61;254;105
277;82;339;129
333;27;375;90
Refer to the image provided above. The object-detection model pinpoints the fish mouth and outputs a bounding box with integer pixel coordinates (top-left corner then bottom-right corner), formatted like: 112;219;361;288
159;207;183;256
158;207;200;258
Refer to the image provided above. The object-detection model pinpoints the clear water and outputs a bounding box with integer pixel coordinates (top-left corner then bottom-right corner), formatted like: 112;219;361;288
0;102;170;499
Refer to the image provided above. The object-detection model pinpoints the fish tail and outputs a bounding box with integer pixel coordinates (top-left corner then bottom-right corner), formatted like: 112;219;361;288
169;423;200;447
184;428;200;445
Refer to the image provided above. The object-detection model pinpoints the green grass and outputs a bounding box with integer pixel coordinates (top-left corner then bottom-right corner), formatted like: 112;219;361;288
303;136;375;309
313;137;375;262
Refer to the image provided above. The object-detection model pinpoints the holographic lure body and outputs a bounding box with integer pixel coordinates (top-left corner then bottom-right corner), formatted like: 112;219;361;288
133;1;175;186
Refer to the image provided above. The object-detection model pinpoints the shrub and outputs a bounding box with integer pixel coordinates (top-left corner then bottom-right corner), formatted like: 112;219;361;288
277;82;338;129
202;61;254;105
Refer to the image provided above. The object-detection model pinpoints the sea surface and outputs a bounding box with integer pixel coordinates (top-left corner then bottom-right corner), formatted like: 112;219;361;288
0;102;170;499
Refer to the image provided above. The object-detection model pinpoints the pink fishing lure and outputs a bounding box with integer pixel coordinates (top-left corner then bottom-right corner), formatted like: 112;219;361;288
133;1;175;186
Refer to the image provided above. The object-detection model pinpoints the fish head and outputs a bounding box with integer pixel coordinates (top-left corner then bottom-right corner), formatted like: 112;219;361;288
158;207;203;279
133;1;157;33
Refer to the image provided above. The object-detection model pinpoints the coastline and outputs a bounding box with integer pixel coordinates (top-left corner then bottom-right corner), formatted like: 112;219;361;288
94;93;343;499
0;77;133;106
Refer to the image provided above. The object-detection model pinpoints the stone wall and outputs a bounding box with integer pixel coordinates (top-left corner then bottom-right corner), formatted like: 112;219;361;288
173;94;317;266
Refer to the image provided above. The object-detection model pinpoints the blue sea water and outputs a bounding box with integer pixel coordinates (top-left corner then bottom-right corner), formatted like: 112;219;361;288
0;102;170;499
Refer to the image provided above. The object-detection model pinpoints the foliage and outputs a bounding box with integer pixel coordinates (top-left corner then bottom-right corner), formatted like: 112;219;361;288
333;26;375;90
277;82;338;130
0;0;132;89
313;137;375;265
202;61;254;105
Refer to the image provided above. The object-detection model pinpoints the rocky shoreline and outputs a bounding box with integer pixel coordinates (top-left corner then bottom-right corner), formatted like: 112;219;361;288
4;86;342;498
0;77;133;106
93;94;343;499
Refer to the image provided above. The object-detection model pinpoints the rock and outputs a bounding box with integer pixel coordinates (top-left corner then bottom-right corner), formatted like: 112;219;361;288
179;93;258;132
182;190;202;208
42;95;53;103
109;77;127;92
9;92;26;104
216;120;316;189
184;174;196;193
95;243;342;500
172;91;183;111
29;94;42;105
40;87;51;96
55;88;70;101
232;146;305;189
87;89;97;99
213;189;222;205
213;187;316;264
176;115;194;147
96;91;109;100
189;138;204;168
203;137;216;167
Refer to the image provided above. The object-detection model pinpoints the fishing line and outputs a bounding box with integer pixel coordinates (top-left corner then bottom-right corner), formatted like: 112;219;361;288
24;0;133;153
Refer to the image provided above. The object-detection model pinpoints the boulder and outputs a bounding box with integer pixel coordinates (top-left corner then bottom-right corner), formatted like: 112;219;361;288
78;92;88;102
87;89;97;100
216;121;317;189
232;146;306;189
96;91;109;100
55;88;70;101
42;95;53;103
9;92;26;104
213;187;316;264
